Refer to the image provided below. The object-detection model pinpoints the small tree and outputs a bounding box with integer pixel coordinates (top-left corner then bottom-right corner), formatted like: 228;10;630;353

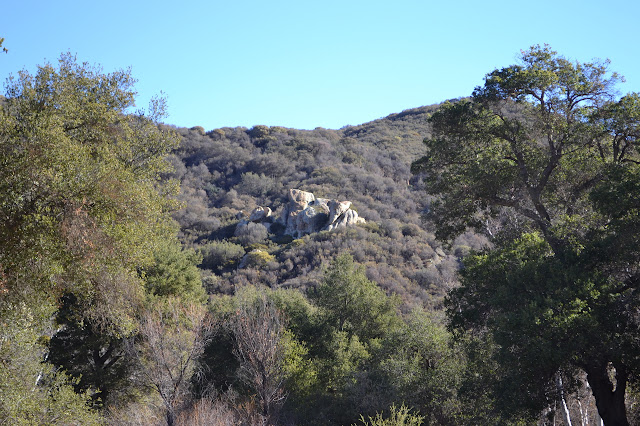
130;298;213;426
311;253;400;342
229;290;288;423
0;302;101;425
354;404;424;426
48;293;131;407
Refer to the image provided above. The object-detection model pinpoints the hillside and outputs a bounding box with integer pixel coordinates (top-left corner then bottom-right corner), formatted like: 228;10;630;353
5;47;635;426
167;103;485;309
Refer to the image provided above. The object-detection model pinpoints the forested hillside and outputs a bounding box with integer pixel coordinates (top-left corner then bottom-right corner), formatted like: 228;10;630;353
167;105;484;309
157;110;497;424
0;54;484;425
3;46;640;426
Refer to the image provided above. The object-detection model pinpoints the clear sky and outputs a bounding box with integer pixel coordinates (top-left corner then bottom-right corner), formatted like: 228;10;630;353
2;0;639;130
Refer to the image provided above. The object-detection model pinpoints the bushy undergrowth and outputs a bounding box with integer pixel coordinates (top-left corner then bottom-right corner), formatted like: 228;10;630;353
166;106;487;308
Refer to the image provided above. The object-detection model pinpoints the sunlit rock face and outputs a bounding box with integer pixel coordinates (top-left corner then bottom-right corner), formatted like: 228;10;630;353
239;189;365;239
280;189;364;238
248;206;271;222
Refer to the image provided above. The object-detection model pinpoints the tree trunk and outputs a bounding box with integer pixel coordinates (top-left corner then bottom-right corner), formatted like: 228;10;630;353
556;373;573;426
584;362;629;426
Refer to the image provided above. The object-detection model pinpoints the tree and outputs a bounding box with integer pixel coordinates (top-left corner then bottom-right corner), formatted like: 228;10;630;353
374;310;465;424
142;239;206;304
198;287;320;423
200;240;246;272
0;53;181;420
305;254;403;423
311;253;400;343
0;52;180;330
412;45;640;425
47;293;132;407
129;298;213;426
0;301;101;425
48;239;206;409
229;290;289;423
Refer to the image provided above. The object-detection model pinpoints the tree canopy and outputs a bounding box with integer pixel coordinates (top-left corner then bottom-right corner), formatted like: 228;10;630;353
0;53;182;422
0;52;180;329
412;45;640;425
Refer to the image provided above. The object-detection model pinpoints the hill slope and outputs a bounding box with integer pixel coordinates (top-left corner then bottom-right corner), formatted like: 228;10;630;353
167;104;485;308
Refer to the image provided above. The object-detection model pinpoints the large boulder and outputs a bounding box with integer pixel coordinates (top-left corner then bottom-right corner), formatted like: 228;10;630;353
236;189;366;239
249;206;272;222
288;189;316;210
289;202;329;236
324;208;364;231
279;189;364;237
326;200;351;227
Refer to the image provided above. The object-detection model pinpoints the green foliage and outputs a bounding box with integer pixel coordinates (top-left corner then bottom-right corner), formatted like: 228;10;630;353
143;240;206;303
311;253;401;342
374;310;464;423
448;234;572;417
241;249;275;269
200;239;246;272
197;255;484;425
0;52;180;332
413;45;640;424
48;294;132;407
411;44;633;246
280;328;318;401
354;404;424;426
318;330;371;394
0;53;187;421
200;287;317;403
268;288;318;345
293;254;407;423
589;164;640;268
0;301;102;425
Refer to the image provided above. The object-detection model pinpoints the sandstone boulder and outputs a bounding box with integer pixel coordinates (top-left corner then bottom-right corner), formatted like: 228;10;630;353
288;189;316;210
324;208;364;231
235;189;365;239
281;189;364;237
249;206;272;222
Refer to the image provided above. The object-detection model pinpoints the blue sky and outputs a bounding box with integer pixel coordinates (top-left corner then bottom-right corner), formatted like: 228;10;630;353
2;0;639;130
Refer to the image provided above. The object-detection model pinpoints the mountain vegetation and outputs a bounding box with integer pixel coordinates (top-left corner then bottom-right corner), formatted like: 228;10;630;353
167;101;475;310
1;45;639;425
413;45;640;426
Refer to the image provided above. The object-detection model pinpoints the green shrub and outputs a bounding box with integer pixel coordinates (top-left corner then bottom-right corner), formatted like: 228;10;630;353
355;404;424;426
241;250;275;269
200;240;246;271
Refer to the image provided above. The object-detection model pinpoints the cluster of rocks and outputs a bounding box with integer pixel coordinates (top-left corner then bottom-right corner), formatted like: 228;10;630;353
235;189;365;239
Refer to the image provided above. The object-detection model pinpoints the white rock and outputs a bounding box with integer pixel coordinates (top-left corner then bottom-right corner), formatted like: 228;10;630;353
275;189;366;237
288;189;315;210
249;206;272;222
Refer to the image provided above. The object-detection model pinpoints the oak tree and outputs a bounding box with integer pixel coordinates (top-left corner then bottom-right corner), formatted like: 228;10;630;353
0;53;181;420
412;45;640;425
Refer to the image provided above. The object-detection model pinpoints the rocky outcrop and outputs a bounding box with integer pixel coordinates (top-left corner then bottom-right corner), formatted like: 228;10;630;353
280;189;364;238
280;189;325;237
236;189;365;239
288;188;316;210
